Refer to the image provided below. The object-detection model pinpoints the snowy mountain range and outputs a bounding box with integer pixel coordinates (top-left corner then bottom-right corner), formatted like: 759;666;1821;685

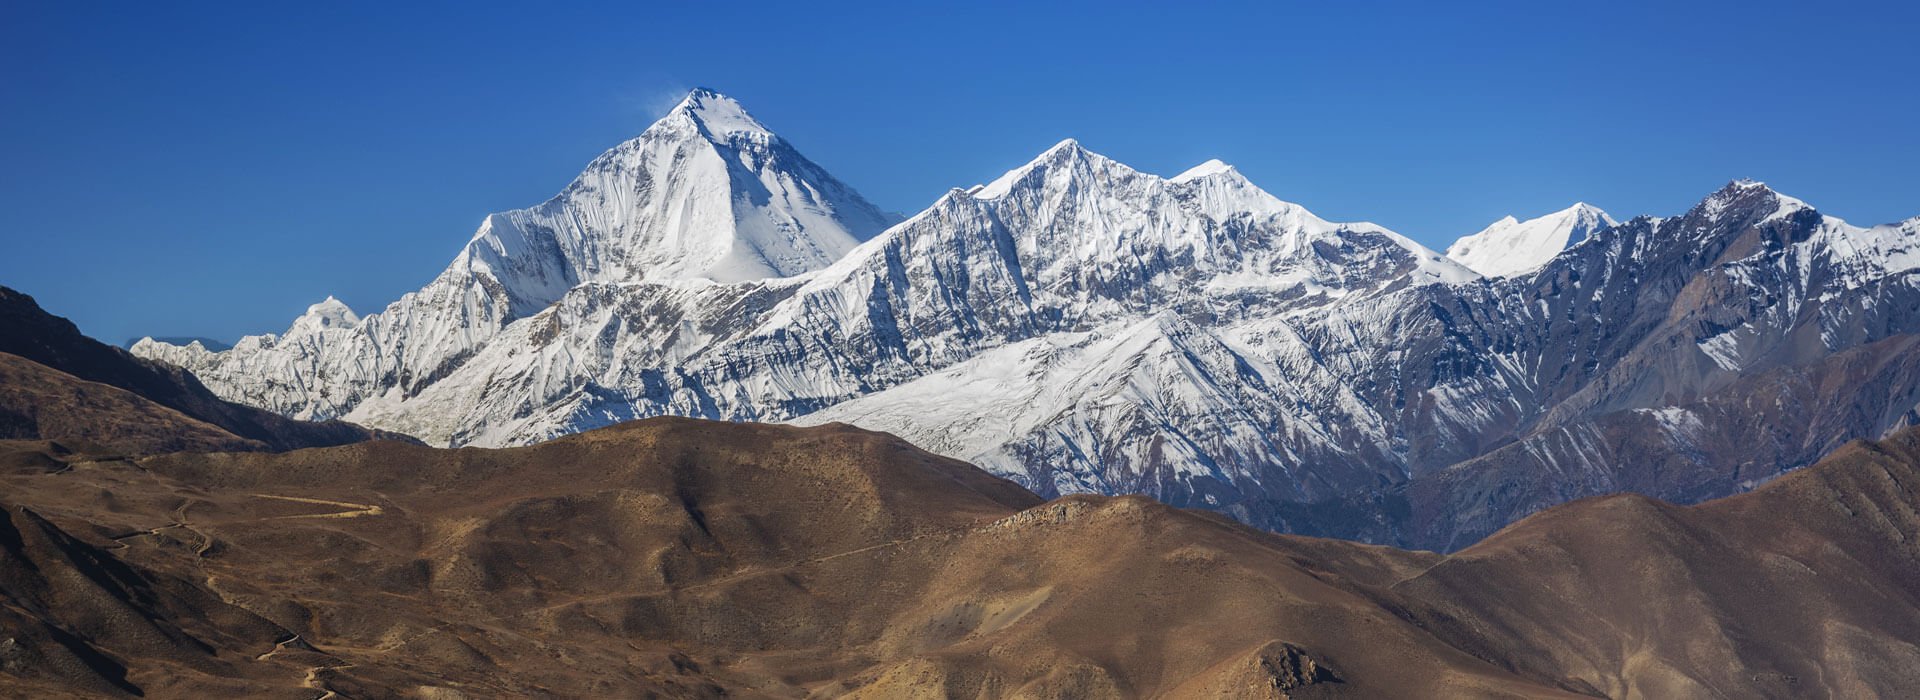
135;89;1920;550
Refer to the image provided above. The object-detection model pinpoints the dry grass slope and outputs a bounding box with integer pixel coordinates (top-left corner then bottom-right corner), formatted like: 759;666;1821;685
0;412;1917;697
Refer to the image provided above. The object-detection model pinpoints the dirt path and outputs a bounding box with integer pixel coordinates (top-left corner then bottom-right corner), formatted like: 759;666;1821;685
249;494;385;519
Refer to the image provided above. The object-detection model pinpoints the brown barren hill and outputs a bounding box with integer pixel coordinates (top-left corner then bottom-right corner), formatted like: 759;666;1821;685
1387;428;1920;698
0;285;409;450
0;352;264;453
1;416;1918;697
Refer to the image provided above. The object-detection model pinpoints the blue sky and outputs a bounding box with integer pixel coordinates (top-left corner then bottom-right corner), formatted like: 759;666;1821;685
3;1;1916;344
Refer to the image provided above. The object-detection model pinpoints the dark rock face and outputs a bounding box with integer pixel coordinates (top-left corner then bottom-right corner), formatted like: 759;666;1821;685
1264;183;1920;550
0;286;411;451
774;179;1920;553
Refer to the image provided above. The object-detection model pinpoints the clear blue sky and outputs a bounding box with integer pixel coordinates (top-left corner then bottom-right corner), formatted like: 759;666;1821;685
4;1;1916;345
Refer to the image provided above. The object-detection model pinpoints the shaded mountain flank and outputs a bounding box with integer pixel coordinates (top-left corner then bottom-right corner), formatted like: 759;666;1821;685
0;285;410;451
0;352;265;453
1;413;1917;698
1227;181;1920;549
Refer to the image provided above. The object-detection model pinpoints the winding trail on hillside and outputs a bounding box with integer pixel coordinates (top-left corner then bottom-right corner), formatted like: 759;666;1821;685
249;493;385;519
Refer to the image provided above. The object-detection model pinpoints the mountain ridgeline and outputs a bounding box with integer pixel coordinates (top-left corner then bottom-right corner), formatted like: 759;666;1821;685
133;89;1920;551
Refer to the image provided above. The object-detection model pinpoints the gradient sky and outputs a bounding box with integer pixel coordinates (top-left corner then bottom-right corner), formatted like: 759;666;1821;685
4;1;1917;345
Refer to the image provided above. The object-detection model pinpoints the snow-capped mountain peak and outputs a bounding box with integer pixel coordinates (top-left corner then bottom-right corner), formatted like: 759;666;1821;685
130;88;901;423
1683;183;1920;289
975;144;1307;225
441;87;899;317
664;87;773;141
1565;201;1612;223
1445;202;1616;277
288;295;359;334
1696;179;1812;226
1171;158;1236;183
972;138;1109;199
1168;159;1327;224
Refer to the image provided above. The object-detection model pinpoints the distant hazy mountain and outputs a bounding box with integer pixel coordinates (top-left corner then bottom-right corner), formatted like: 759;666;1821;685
135;90;1920;550
125;335;231;352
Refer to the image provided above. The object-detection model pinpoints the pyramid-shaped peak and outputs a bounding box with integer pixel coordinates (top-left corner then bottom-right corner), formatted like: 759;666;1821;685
1702;179;1802;208
664;87;771;140
973;138;1131;199
1029;138;1118;166
1696;179;1813;224
441;85;898;307
1555;202;1617;225
1446;202;1618;278
1023;138;1101;168
1043;137;1084;153
1702;179;1776;203
1171;159;1237;183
